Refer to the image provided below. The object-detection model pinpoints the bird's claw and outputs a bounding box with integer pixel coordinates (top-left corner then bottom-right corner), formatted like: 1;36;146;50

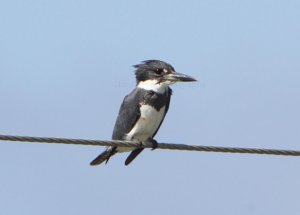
146;138;158;150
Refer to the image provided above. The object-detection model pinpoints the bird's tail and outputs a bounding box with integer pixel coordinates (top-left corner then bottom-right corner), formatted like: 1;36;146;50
90;147;117;166
125;148;144;166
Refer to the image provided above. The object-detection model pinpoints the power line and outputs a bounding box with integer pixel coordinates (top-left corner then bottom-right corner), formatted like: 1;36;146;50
0;134;300;157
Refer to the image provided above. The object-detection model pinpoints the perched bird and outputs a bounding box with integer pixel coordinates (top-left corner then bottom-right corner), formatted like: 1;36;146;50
90;60;196;166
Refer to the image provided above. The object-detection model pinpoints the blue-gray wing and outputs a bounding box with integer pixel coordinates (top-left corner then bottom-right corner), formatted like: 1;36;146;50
112;88;142;140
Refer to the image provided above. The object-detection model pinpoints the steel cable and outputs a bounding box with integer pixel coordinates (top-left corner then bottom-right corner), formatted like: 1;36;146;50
1;134;300;156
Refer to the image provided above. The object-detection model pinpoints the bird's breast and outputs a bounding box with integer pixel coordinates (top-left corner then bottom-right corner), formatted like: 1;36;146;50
126;104;166;142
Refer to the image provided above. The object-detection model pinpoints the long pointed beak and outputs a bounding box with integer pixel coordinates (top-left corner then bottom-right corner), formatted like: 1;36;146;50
166;72;197;82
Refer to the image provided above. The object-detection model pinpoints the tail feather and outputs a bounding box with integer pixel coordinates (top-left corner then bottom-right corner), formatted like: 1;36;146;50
125;148;144;166
90;147;117;166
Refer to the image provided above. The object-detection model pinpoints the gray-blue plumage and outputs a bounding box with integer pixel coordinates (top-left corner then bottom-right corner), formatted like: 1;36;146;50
112;87;172;140
90;87;171;165
90;60;196;166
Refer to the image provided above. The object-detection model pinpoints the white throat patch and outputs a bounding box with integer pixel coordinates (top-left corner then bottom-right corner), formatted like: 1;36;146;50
137;80;173;94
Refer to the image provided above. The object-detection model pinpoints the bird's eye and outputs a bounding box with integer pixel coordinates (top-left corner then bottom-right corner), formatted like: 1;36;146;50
155;68;164;75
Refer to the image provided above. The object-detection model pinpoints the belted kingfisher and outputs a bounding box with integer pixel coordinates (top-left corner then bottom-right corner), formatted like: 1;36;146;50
90;60;196;166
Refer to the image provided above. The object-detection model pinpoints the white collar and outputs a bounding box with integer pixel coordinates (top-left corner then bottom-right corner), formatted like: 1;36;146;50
137;80;171;94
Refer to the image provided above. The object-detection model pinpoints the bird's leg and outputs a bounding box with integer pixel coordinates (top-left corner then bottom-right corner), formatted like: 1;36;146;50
146;138;158;150
137;141;143;148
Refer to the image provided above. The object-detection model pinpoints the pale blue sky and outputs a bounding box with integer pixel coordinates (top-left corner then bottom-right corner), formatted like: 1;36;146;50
0;0;300;214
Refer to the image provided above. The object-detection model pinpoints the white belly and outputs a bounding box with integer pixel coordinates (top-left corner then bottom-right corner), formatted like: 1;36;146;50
117;105;165;153
126;104;165;142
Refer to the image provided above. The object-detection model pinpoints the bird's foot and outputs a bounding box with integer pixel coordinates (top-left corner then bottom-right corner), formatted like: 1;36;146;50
138;141;143;148
146;138;158;150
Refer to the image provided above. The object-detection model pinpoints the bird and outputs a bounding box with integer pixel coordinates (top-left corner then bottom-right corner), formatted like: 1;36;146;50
90;60;196;166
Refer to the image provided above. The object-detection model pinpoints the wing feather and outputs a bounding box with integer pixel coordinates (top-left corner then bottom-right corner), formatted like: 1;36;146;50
112;88;142;140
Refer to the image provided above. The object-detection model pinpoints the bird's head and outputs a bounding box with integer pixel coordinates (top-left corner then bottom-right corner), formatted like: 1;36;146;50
134;60;197;86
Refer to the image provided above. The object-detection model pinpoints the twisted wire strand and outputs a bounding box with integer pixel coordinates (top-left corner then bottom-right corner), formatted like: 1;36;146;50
1;134;300;156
